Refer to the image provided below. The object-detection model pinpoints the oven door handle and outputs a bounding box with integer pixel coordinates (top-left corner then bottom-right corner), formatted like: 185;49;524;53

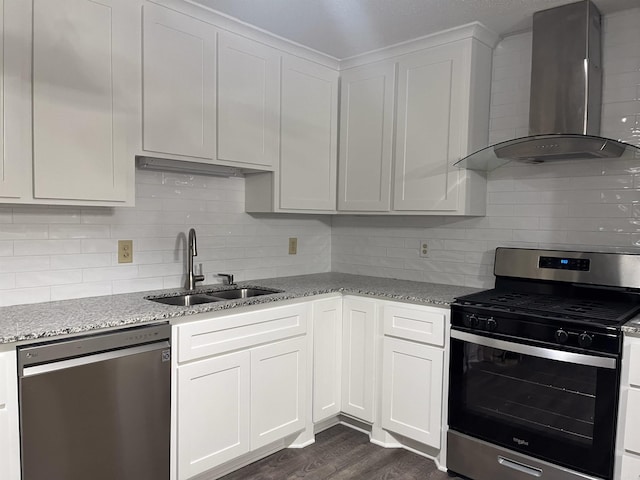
451;330;617;369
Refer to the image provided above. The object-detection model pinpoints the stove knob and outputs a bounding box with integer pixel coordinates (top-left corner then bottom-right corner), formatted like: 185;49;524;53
469;314;479;328
486;318;497;331
554;329;569;344
578;333;593;348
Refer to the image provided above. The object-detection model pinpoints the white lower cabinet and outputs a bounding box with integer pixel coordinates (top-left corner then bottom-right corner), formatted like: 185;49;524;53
177;351;251;479
174;303;310;480
381;337;443;447
617;336;640;479
341;296;377;423
251;336;307;449
312;297;343;423
0;348;20;480
380;302;447;449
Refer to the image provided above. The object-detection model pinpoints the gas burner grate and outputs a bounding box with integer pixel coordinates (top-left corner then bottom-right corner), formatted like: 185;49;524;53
457;289;640;324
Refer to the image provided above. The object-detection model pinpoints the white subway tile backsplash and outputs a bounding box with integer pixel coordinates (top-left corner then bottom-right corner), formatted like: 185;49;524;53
16;270;83;289
14;240;82;256
51;282;112;302
0;225;48;240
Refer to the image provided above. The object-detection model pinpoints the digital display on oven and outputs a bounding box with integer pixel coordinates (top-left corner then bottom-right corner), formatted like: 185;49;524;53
539;256;590;271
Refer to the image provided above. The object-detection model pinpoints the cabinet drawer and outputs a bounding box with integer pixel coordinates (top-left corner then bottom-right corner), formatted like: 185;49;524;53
621;453;640;480
383;303;446;346
177;303;309;363
629;343;640;387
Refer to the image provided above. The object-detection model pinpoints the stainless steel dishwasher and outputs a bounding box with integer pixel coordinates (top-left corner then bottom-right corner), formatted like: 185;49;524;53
17;323;171;480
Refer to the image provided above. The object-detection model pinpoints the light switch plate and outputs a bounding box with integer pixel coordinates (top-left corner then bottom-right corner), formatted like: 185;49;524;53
118;240;133;263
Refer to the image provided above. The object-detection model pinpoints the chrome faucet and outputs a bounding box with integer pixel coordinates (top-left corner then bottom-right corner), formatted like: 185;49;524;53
187;228;205;290
217;273;235;285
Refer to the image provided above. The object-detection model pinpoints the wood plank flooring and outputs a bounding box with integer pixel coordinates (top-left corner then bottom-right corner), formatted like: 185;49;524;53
221;424;453;480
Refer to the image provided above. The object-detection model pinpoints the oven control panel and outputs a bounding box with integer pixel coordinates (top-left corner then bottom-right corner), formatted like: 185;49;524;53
539;255;590;271
452;306;621;355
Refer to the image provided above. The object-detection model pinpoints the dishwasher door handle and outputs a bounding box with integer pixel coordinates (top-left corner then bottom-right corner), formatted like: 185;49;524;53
22;341;170;377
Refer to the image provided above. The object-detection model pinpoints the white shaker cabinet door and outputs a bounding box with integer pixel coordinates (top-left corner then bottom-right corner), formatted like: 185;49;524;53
176;351;250;480
0;349;20;480
142;2;217;160
393;42;465;212
250;336;307;450
279;55;338;211
341;296;376;423
217;31;280;168
338;61;395;212
381;337;443;448
0;0;28;201
312;297;343;423
31;0;136;202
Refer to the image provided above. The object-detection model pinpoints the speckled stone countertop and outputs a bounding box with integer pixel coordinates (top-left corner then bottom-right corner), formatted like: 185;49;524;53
622;317;640;335
0;272;481;345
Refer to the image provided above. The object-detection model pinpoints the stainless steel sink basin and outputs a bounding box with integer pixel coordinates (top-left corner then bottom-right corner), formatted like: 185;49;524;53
207;288;279;300
147;287;280;306
150;294;219;307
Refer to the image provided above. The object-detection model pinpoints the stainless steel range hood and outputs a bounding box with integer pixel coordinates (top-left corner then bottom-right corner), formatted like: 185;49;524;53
455;0;640;171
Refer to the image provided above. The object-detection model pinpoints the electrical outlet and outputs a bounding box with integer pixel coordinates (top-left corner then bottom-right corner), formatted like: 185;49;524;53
118;240;133;263
288;237;298;255
419;240;429;258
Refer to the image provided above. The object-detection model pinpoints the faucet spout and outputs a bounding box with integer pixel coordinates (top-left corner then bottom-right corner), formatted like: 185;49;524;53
187;228;205;290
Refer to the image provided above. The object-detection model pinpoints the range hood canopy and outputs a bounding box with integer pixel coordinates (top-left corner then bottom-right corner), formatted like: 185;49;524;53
455;0;640;171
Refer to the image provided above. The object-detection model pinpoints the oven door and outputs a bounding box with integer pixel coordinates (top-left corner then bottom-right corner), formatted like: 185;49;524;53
448;329;619;479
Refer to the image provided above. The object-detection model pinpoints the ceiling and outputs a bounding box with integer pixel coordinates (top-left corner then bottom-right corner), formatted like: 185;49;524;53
192;0;639;59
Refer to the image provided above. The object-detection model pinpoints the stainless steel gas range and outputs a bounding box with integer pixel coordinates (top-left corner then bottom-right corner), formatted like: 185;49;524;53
447;248;640;480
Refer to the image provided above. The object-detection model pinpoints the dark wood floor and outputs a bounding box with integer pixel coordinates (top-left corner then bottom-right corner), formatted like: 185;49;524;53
221;424;453;480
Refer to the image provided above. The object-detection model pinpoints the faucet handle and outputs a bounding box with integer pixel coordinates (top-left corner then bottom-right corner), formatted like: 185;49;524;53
217;273;234;285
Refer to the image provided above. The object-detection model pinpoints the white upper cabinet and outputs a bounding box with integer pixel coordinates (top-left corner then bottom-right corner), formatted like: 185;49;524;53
217;31;280;168
338;61;395;212
32;0;137;203
142;2;217;161
0;0;28;201
245;55;339;213
280;56;338;211
0;0;139;205
393;38;492;214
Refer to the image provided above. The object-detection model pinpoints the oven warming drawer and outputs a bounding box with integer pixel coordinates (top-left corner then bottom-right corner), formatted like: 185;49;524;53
448;431;603;480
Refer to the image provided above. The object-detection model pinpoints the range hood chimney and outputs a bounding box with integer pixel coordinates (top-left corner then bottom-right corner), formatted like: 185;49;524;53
455;0;639;171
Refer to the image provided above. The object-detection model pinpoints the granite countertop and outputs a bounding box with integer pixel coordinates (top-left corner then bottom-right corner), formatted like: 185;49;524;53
622;317;640;335
0;272;481;345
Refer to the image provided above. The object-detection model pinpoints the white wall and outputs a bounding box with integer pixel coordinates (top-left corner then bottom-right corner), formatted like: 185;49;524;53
332;8;640;288
0;170;331;306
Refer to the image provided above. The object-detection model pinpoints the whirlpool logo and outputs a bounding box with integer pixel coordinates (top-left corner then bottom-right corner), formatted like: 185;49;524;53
513;437;529;447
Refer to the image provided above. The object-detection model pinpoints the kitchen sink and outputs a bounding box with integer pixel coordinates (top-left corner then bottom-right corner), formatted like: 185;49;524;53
147;287;281;306
150;294;219;307
207;288;279;300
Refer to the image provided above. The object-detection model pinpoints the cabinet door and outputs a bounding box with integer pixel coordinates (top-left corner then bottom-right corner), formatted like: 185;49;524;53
620;453;640;480
393;42;466;211
31;0;136;202
312;297;343;422
218;31;279;167
381;337;443;448
280;55;338;211
142;3;216;160
251;336;307;449
0;350;20;480
341;296;376;422
177;351;250;480
0;0;28;200
338;62;395;211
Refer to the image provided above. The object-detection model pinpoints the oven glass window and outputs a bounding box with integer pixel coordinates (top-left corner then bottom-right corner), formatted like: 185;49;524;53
463;343;596;445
